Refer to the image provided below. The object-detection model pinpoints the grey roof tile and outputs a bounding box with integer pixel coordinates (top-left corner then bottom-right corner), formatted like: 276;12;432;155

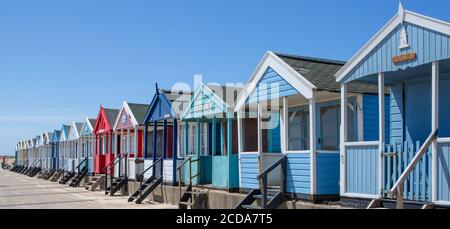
128;103;150;125
275;53;380;94
103;108;120;126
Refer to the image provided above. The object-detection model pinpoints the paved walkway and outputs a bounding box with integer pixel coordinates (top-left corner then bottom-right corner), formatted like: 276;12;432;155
0;169;177;209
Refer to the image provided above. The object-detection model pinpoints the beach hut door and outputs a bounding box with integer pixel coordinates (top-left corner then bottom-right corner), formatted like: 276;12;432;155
260;111;282;186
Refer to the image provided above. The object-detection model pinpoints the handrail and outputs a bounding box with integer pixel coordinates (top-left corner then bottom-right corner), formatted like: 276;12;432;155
29;159;39;168
104;154;128;195
139;157;163;180
177;156;199;199
103;155;122;173
138;157;163;200
75;157;88;174
389;129;438;208
257;154;287;209
176;156;193;171
258;155;287;179
76;157;88;170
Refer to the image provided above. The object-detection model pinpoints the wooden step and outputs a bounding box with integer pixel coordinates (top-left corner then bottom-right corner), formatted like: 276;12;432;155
242;205;262;209
179;201;194;206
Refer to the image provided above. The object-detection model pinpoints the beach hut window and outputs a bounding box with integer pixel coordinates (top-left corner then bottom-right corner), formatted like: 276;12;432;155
242;118;258;152
223;120;239;154
99;136;104;155
122;135;128;154
146;131;153;158
261;110;282;153
200;123;209;156
89;139;93;157
179;123;185;157
346;102;356;142
156;129;164;158
320;105;339;151
188;124;198;155
130;134;135;156
288;108;310;151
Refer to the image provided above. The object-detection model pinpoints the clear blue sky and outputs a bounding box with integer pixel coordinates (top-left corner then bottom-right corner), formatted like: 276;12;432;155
1;0;449;155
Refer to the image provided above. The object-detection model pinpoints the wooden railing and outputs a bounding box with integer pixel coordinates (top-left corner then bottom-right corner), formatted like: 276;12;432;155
389;129;438;208
176;156;200;199
257;155;287;209
137;157;163;199
103;154;128;194
75;157;88;174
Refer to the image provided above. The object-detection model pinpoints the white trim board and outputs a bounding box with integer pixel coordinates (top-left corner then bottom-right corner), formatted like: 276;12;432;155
234;51;316;112
336;4;450;82
342;193;381;199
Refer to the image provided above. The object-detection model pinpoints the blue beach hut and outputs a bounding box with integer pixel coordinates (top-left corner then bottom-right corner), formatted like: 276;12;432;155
336;4;450;208
51;130;62;170
128;86;191;204
179;83;242;190
234;51;389;209
79;118;96;175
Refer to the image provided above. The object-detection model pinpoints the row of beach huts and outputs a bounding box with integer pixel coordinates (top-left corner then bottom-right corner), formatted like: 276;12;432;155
10;5;450;209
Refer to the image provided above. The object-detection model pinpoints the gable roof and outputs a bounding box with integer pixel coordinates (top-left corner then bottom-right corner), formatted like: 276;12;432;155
113;102;150;130
336;4;450;82
60;124;71;142
144;87;192;122
68;122;83;140
45;132;53;144
52;130;61;143
128;103;150;124
80;118;95;136
88;118;96;128
94;107;119;133
235;51;381;111
181;83;242;120
104;108;119;127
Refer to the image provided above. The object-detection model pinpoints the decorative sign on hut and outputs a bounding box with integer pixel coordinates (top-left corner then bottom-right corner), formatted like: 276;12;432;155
392;52;417;64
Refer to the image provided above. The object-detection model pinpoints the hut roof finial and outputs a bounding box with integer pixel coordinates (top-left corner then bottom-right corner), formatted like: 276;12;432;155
398;1;405;22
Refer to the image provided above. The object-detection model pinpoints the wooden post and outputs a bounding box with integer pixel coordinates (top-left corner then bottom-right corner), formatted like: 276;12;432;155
339;84;351;194
281;97;288;153
196;119;201;157
396;185;404;209
185;120;189;156
227;116;232;185
256;103;263;154
173;118;178;185
153;121;158;176
144;123;148;159
163;120;167;159
212;116;216;156
432;61;439;203
237;111;243;153
378;72;385;195
309;95;317;195
257;103;262;170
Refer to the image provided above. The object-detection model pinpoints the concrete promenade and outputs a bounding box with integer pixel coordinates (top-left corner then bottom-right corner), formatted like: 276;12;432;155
0;169;177;209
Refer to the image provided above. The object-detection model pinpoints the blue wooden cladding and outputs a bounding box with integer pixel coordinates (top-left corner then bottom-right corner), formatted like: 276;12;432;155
247;67;299;104
437;142;450;202
316;153;340;195
345;144;379;196
286;153;311;194
343;22;450;83
363;94;390;142
239;153;259;190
